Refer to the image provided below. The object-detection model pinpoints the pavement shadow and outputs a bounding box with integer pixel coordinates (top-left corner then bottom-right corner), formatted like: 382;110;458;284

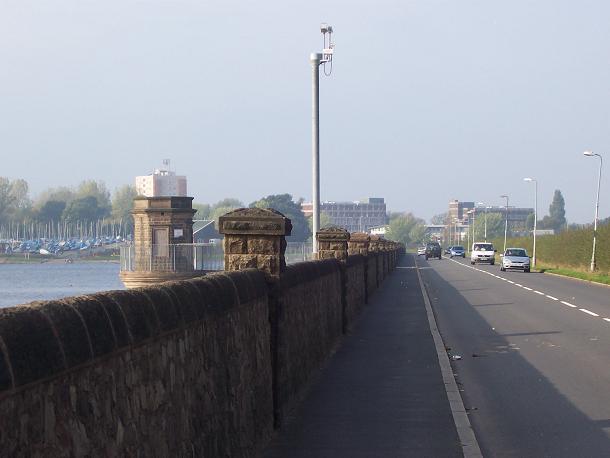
420;263;610;457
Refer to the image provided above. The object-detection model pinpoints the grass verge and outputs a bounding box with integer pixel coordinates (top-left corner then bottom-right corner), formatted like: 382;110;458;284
537;265;610;286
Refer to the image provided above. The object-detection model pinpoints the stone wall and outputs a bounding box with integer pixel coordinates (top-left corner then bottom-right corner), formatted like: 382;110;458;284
274;259;343;422
345;255;367;326
0;217;403;455
0;270;273;457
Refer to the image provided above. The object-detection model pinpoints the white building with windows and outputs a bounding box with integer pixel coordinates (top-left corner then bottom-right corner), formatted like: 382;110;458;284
136;168;187;197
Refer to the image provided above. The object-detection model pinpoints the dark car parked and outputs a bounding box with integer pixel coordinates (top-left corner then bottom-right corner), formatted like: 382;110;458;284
425;242;442;260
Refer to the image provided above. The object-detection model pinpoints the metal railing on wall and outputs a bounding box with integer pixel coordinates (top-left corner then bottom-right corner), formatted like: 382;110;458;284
120;241;314;273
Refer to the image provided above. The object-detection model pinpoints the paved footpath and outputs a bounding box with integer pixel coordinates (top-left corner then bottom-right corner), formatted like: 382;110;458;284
264;254;476;458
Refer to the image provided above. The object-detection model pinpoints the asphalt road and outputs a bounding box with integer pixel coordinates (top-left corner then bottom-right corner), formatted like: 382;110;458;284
418;254;610;457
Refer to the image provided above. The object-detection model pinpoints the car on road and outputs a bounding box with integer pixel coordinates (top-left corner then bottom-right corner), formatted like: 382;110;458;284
425;242;442;260
500;248;531;272
450;245;465;258
417;246;427;256
444;246;453;255
470;242;496;265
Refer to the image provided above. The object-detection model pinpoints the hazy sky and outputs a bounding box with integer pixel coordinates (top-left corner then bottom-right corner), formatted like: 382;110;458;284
1;0;609;223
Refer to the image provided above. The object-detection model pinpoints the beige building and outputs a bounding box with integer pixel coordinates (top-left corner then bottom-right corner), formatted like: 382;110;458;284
136;168;187;197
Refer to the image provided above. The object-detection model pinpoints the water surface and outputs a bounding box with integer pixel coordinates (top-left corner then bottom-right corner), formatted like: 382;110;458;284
0;262;124;308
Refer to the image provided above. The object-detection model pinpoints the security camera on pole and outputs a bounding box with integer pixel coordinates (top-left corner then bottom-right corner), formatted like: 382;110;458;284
311;24;335;254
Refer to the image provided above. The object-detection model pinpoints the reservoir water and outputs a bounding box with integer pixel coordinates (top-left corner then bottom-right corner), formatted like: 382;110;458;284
0;262;125;308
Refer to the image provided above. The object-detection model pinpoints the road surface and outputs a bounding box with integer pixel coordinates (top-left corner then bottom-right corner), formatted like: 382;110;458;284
419;254;610;457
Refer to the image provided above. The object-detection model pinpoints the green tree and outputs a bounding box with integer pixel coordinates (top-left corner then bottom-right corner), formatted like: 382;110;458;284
33;186;75;211
0;177;14;222
249;194;310;241
409;223;428;245
63;196;105;222
111;185;138;224
547;189;566;232
430;212;448;225
473;212;505;240
386;213;424;246
214;198;243;209
37;200;66;223
76;180;111;218
193;203;211;220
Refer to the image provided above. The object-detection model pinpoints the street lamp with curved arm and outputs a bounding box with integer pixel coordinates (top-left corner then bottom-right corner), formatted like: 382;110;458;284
583;150;603;271
523;178;537;268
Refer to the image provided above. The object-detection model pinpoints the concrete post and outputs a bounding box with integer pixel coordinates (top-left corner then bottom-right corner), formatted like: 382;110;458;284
218;208;292;279
316;226;350;261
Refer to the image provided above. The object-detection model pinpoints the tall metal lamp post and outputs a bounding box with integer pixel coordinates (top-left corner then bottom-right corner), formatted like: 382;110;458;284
523;178;537;268
310;24;334;254
500;195;509;253
583;151;603;271
476;201;487;241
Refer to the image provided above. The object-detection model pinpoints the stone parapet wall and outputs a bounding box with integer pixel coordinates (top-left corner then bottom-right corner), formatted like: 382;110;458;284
274;259;343;422
367;252;379;296
345;255;367;325
0;202;404;456
0;270;273;457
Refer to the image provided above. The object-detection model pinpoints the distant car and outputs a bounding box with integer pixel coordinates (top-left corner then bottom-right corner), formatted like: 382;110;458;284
444;245;453;254
417;246;427;256
450;245;465;258
470;242;496;265
501;248;531;272
425;242;442;260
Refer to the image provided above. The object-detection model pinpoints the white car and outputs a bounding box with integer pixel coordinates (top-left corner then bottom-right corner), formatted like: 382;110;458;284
417;246;426;256
470;242;496;265
500;248;531;272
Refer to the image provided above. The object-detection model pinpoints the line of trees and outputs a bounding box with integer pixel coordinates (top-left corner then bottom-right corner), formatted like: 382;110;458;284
0;177;137;240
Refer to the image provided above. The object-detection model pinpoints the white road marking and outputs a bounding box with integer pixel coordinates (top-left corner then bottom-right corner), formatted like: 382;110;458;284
447;255;608;327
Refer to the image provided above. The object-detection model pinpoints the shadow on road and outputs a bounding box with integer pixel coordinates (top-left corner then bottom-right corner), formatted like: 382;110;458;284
419;259;610;457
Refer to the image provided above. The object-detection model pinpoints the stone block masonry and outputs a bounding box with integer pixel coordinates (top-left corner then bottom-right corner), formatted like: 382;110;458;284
0;207;403;456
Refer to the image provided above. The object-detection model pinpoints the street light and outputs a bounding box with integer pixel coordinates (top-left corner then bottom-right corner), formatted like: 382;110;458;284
500;195;509;253
310;24;335;254
523;178;537;268
476;201;487;241
583;150;603;271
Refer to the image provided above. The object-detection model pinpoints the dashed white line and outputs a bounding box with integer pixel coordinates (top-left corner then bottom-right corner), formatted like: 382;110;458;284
448;257;608;326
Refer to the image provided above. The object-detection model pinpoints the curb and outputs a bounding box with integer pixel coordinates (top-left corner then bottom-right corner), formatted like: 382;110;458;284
415;260;483;458
542;270;610;289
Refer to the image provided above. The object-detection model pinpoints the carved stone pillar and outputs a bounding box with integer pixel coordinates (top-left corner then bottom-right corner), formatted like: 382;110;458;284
218;208;292;279
369;235;382;253
348;232;370;256
316;227;350;261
